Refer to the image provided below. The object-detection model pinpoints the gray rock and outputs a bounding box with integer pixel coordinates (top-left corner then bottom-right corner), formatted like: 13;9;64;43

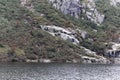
26;59;38;63
81;56;109;64
110;0;120;6
41;25;80;45
48;0;105;25
39;59;51;63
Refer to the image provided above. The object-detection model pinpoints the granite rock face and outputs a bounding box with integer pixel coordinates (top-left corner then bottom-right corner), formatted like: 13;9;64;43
47;0;105;25
40;25;80;45
110;0;120;6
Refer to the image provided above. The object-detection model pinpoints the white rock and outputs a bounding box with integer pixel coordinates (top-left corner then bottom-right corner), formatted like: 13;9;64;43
80;46;96;55
110;0;120;6
112;43;120;50
40;25;80;45
76;29;87;39
26;59;38;63
39;59;51;63
81;56;109;64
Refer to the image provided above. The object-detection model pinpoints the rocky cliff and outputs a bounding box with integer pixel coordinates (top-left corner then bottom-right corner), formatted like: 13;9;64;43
47;0;105;25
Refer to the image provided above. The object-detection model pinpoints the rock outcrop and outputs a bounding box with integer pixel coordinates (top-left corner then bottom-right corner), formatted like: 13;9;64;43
80;46;110;64
105;42;120;63
81;55;110;64
40;25;80;45
105;42;120;58
110;0;120;6
47;0;105;25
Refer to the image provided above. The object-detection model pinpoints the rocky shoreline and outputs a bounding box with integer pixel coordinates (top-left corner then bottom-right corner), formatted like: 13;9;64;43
16;57;111;64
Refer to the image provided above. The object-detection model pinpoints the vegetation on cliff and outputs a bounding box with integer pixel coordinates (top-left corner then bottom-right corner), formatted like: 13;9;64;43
0;0;119;62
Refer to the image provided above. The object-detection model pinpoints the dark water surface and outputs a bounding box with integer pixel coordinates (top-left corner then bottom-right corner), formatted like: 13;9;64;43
0;63;119;80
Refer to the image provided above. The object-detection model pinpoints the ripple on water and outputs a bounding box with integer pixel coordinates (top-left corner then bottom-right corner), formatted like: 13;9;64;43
0;63;120;80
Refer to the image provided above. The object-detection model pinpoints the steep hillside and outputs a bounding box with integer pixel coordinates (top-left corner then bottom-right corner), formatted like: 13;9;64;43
95;0;120;28
0;0;86;62
47;0;120;52
0;0;119;63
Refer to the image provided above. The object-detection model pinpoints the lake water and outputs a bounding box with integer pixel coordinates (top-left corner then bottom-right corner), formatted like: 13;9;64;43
0;63;120;80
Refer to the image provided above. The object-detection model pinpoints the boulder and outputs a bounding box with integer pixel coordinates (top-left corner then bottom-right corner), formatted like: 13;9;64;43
39;59;51;63
26;59;38;63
